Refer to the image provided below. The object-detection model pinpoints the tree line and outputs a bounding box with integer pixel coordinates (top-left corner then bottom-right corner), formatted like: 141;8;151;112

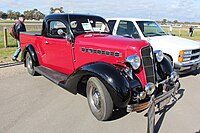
158;19;200;25
0;7;64;20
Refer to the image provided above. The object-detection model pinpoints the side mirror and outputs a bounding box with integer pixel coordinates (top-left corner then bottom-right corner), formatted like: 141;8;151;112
58;29;74;44
57;29;65;36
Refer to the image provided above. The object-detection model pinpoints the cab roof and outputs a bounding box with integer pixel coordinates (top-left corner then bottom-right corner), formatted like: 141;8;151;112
106;18;155;22
44;13;105;21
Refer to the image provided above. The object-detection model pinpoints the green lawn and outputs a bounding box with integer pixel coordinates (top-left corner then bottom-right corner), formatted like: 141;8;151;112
0;31;17;48
162;27;200;41
0;48;17;63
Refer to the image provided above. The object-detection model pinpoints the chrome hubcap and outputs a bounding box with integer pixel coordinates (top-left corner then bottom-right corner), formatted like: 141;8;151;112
90;87;101;111
27;56;33;70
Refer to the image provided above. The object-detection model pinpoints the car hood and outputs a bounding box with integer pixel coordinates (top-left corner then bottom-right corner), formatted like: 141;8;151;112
148;35;200;51
76;33;150;56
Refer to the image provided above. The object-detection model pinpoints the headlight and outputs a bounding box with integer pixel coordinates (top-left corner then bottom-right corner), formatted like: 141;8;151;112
154;50;164;62
125;55;141;70
144;82;155;95
179;50;192;56
170;71;179;82
178;50;192;63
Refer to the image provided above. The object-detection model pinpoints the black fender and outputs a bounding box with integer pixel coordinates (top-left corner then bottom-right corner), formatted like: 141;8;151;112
22;44;39;67
62;62;135;108
156;57;173;80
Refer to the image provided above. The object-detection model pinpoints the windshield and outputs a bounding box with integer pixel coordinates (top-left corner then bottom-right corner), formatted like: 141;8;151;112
69;16;110;36
136;21;167;37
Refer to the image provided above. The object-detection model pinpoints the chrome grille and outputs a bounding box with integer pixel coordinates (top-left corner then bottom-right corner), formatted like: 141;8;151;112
191;49;200;60
141;46;155;83
192;49;200;54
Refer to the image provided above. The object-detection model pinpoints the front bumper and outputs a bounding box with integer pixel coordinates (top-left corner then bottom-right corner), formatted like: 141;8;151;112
174;59;200;73
127;80;180;112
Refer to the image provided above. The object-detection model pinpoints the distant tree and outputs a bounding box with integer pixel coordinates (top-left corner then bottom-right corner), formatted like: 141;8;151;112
0;11;3;18
50;7;64;14
162;19;167;24
7;10;20;20
167;20;172;23
24;10;33;20
34;11;45;20
16;11;21;18
173;20;178;24
1;13;8;19
24;9;45;20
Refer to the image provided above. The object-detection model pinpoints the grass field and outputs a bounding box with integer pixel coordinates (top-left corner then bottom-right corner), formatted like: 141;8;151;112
0;48;19;63
162;27;200;41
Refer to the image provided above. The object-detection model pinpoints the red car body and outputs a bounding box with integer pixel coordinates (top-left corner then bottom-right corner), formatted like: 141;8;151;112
20;33;148;87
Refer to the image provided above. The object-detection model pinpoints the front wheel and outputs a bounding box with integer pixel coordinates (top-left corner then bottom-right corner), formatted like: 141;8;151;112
86;77;113;121
26;52;38;76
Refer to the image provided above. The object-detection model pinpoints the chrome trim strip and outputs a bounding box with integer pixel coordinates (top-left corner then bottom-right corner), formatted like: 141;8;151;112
176;58;200;67
181;52;200;58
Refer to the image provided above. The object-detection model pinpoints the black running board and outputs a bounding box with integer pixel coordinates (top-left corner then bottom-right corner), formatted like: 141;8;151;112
35;66;69;86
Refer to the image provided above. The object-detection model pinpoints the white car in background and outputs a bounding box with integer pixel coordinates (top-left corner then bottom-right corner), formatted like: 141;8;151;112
106;18;200;74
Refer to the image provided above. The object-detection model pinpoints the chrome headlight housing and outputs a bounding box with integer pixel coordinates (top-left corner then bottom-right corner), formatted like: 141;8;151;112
170;71;179;82
125;55;141;70
154;50;164;62
145;82;156;95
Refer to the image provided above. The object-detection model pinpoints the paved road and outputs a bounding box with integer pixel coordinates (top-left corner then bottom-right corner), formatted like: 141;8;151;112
0;65;200;133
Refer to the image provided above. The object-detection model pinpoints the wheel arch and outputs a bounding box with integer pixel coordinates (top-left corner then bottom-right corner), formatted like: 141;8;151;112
64;62;132;108
22;44;39;67
156;57;174;79
164;53;173;63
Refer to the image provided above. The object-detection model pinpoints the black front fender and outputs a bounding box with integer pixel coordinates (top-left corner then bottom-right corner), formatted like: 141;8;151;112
64;62;132;108
156;57;173;79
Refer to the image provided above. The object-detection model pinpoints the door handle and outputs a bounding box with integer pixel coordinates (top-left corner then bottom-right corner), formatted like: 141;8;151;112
44;41;49;44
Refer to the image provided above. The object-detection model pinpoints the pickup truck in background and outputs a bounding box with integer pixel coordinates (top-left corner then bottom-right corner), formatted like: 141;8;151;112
20;14;180;121
106;18;200;74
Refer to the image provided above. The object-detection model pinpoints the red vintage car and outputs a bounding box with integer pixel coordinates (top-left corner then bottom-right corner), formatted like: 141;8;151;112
20;14;180;121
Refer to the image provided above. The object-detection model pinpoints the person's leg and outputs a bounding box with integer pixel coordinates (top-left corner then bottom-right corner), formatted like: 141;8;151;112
12;40;21;61
189;32;192;37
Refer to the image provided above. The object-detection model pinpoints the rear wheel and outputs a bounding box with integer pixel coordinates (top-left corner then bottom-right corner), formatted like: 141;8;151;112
86;77;113;121
26;52;38;76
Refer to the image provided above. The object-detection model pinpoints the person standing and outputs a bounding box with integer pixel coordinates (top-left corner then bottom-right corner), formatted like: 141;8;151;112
189;26;194;37
169;25;173;35
11;14;26;61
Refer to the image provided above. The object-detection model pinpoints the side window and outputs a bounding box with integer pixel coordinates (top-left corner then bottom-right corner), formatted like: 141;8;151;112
107;20;116;32
48;21;67;38
116;20;140;39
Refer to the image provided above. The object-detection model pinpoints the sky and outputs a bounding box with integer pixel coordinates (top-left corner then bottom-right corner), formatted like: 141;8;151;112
0;0;200;22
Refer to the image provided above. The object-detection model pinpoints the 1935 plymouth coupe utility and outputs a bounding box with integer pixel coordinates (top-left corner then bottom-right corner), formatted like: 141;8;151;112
20;14;180;121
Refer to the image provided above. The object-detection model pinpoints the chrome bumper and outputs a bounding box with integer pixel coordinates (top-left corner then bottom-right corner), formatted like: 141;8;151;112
127;80;180;112
174;59;200;72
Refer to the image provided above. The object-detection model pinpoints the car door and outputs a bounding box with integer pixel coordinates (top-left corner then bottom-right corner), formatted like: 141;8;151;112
40;20;74;75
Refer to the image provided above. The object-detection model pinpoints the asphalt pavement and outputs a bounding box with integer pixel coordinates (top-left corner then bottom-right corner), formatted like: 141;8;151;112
0;65;200;133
